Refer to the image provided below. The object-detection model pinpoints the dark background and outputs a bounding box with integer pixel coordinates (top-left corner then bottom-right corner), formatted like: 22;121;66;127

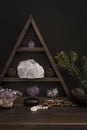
0;0;87;95
0;0;87;70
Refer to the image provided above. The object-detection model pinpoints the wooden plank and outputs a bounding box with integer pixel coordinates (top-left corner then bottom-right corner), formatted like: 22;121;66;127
5;96;77;108
2;77;59;82
0;106;87;125
17;47;45;52
0;125;87;130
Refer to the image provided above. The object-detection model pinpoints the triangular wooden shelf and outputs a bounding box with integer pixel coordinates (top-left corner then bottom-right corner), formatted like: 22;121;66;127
0;14;70;97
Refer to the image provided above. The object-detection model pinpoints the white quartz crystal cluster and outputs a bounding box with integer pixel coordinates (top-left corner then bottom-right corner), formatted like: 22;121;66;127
30;105;48;112
17;59;44;79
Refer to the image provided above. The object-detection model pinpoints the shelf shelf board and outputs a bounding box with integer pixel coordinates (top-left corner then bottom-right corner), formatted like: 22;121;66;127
2;77;59;82
14;96;70;107
17;47;45;52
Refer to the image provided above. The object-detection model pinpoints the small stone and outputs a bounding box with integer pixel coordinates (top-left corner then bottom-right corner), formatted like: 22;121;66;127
43;106;46;109
28;40;35;48
75;88;86;95
7;68;17;77
26;86;40;97
30;106;38;111
45;106;48;109
24;98;39;106
40;107;43;109
37;105;41;109
45;68;55;77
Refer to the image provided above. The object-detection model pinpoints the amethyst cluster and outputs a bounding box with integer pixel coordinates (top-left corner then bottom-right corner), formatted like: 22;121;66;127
0;87;22;107
46;88;58;98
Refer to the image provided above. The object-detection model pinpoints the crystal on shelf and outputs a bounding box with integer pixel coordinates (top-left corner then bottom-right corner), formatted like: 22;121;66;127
0;87;22;108
28;40;35;48
46;88;58;98
26;86;40;97
17;59;45;79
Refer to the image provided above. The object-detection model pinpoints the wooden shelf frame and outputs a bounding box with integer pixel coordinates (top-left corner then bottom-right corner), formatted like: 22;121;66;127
2;77;59;82
0;14;70;97
17;47;45;52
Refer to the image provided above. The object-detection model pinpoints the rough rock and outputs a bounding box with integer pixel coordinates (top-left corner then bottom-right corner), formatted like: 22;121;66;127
28;40;35;48
26;86;40;96
17;59;44;79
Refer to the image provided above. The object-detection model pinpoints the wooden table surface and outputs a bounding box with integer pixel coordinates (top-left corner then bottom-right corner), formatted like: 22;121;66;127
0;106;87;130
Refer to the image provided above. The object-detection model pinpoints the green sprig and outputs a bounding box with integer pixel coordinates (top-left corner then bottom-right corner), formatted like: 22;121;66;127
55;51;87;91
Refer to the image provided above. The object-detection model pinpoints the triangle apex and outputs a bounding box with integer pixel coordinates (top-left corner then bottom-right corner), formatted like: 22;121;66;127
29;14;34;19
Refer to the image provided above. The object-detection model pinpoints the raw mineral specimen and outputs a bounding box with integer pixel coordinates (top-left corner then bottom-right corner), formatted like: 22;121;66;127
46;88;58;98
0;88;22;108
17;59;44;79
26;86;40;97
28;40;35;48
24;98;39;106
45;68;55;77
7;68;17;77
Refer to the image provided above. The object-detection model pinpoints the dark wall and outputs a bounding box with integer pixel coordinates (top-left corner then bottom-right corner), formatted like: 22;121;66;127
0;0;87;73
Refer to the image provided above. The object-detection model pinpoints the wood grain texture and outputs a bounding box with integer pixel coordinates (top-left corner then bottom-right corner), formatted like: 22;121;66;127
0;106;87;130
2;77;59;82
17;47;45;52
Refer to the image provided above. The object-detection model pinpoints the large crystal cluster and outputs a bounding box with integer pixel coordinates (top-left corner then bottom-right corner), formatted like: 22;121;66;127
0;87;22;108
17;59;44;79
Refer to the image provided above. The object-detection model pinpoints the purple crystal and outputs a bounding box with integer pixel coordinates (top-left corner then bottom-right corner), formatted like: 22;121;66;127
0;88;22;102
26;86;40;97
46;88;58;97
28;40;35;48
0;88;22;108
47;90;53;97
